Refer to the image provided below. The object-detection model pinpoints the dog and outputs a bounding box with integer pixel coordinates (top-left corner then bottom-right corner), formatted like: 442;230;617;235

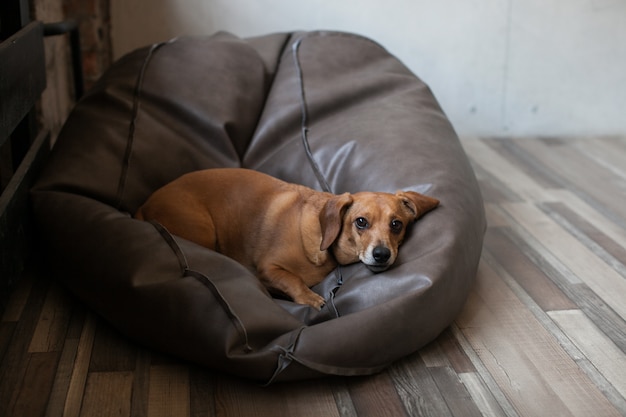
135;168;439;309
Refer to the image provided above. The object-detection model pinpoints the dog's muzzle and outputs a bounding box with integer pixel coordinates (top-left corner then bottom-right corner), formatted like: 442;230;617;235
365;245;392;272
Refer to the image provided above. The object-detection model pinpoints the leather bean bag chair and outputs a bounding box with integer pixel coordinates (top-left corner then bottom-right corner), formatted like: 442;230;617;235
32;31;485;382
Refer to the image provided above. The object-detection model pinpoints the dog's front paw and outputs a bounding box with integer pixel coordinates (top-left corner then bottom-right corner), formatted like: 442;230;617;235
294;290;326;310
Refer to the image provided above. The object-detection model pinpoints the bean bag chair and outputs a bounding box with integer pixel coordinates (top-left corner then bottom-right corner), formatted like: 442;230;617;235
31;31;485;382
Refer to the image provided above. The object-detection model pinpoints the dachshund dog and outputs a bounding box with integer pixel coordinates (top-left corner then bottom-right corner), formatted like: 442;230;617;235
135;168;439;309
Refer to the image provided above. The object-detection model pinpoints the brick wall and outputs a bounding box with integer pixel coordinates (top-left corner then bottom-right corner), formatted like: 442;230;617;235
32;0;111;142
62;0;112;89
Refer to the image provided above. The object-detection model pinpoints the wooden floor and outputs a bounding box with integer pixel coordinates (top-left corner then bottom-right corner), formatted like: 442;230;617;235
1;136;626;417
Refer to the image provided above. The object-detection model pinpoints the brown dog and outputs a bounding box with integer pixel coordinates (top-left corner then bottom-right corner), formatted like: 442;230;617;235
135;168;439;309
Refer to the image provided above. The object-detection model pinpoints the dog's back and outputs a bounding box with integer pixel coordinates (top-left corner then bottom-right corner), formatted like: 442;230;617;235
135;168;326;270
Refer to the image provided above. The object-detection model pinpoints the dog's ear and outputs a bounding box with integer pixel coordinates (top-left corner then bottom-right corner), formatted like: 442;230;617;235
319;193;353;251
396;191;440;220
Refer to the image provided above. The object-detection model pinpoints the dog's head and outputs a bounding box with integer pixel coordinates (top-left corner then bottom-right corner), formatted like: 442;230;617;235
319;190;439;272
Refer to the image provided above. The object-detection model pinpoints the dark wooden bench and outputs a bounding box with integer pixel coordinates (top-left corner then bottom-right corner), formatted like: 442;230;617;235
0;0;82;314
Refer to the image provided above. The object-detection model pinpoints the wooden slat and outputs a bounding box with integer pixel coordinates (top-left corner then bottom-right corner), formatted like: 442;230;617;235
45;302;85;417
514;138;626;226
328;379;359;417
147;365;190;417
63;313;97;417
45;338;80;417
548;189;626;256
469;164;521;204
420;328;476;373
88;321;137;372
28;283;72;353
483;227;576;311
482;205;626;353
457;260;622;417
347;373;407;417
428;366;483;417
549;310;626;400
451;324;519;417
216;377;342;417
0;21;46;145
189;366;217;417
5;351;60;417
129;350;151;417
502;201;626;321
574;136;626;183
389;354;454;417
0;267;49;417
0;129;50;311
484;137;564;189
458;372;509;417
543;201;626;270
79;371;134;417
462;139;556;202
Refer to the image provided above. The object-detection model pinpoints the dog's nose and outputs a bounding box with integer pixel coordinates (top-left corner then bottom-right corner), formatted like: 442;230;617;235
373;246;391;263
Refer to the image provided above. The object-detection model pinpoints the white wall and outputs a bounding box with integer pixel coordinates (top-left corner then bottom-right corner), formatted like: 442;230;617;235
110;0;626;138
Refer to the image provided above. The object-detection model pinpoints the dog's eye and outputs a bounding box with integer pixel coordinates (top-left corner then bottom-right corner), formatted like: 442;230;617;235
390;219;403;233
355;217;369;229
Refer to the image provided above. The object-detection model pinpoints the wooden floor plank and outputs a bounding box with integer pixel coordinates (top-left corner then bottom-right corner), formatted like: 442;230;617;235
347;372;407;417
542;201;626;274
437;329;477;374
428;366;483;417
63;312;97;417
470;163;522;204
484;226;576;311
549;310;626;404
451;325;520;417
0;270;49;417
327;379;359;417
216;377;342;417
574;137;626;183
549;189;626;250
7;351;60;417
147;365;191;417
484;138;565;190
130;350;152;417
189;367;217;417
484;203;511;227
502;201;626;321
79;371;134;417
88;320;137;373
484;212;626;353
459;372;508;417
420;328;476;374
28;282;72;353
420;337;452;368
45;338;80;417
389;354;454;417
462;139;557;202
514;138;626;226
457;260;622;417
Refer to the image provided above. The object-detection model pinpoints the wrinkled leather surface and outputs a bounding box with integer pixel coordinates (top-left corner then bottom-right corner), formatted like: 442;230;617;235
31;31;485;382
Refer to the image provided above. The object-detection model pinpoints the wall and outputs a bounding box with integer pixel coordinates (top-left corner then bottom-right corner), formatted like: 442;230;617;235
110;0;626;138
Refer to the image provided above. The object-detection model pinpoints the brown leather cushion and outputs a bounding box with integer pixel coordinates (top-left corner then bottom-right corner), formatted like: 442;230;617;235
32;31;485;382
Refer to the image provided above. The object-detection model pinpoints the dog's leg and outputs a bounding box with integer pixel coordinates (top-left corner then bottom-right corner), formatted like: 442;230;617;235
257;265;326;310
